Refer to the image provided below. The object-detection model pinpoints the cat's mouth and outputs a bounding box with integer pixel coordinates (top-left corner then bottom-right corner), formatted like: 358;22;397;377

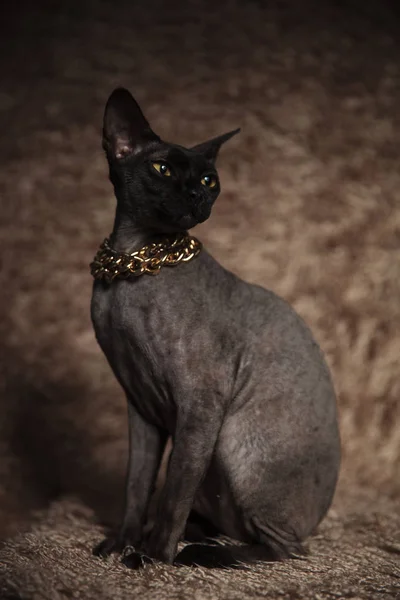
177;215;199;230
178;206;212;229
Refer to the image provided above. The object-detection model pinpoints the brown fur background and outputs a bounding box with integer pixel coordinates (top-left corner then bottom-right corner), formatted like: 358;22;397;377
0;0;399;598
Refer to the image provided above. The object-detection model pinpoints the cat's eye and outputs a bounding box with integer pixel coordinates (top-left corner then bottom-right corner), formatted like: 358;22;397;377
152;161;172;177
201;174;217;188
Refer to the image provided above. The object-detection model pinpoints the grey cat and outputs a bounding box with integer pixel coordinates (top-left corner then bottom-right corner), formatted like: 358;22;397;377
91;88;341;568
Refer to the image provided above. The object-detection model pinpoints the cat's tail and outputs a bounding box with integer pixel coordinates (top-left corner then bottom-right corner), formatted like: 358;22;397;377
174;537;306;569
177;510;306;569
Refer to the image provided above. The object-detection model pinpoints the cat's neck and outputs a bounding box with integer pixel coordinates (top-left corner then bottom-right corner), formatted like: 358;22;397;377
110;213;184;253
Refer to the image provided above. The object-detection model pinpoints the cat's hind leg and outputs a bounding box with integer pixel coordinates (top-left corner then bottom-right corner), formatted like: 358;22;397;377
245;515;306;559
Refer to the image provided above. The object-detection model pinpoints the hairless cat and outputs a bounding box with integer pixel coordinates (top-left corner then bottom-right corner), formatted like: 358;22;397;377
90;88;341;569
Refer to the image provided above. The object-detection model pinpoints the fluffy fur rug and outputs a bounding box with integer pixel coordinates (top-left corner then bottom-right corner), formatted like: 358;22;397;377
0;0;399;598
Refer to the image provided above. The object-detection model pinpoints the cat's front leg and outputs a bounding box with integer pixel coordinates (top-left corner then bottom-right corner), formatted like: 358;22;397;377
94;400;167;558
142;396;225;564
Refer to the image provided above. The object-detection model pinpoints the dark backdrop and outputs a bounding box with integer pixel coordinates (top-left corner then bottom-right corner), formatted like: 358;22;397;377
0;1;399;598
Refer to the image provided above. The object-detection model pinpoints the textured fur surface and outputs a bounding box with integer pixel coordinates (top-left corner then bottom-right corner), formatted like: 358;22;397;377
0;0;399;597
1;488;399;600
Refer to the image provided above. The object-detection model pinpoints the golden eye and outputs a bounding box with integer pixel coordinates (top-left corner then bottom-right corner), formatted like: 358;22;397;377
152;161;172;177
201;174;217;188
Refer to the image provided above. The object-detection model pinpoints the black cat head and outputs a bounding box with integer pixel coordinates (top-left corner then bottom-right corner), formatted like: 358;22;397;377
103;88;240;232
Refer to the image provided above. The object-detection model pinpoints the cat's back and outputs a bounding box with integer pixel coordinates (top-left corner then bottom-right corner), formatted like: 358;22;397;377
91;249;326;367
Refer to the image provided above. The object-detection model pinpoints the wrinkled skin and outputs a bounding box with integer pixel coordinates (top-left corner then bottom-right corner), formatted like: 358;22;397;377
91;88;341;568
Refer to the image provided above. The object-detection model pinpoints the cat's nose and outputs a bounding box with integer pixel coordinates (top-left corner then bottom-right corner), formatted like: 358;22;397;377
189;189;199;199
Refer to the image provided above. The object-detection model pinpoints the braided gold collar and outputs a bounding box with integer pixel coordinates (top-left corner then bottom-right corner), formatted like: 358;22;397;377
90;233;202;283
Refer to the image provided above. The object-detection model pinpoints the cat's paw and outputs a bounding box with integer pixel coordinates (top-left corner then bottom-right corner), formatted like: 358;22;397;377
174;543;243;569
93;534;138;558
121;548;154;569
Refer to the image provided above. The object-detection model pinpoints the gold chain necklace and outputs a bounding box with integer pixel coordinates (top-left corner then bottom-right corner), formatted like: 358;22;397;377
90;233;202;283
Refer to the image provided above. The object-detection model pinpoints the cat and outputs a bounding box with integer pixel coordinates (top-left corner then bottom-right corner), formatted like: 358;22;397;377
90;87;341;569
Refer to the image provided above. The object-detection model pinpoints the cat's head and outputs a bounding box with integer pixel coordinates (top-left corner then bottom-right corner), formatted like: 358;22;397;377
103;88;239;232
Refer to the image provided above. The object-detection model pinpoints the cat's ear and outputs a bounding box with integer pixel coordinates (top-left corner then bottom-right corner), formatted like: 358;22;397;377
102;88;160;159
191;128;240;163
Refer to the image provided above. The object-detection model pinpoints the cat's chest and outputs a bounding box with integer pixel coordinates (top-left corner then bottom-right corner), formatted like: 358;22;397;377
92;278;188;354
91;278;199;428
